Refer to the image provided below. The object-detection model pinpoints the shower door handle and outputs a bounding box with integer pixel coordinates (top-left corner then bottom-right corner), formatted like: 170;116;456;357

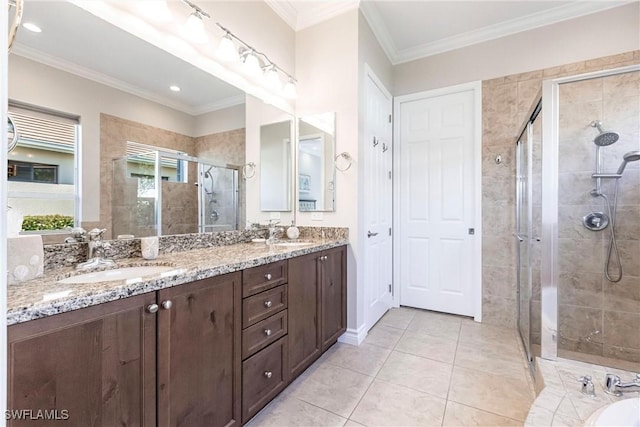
513;232;525;242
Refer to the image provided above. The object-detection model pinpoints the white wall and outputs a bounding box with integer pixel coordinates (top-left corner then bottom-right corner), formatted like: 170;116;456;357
245;95;294;226
194;103;246;137
393;3;640;95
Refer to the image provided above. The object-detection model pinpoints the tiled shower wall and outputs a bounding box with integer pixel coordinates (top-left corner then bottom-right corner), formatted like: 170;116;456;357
556;70;640;365
481;50;640;328
99;114;246;238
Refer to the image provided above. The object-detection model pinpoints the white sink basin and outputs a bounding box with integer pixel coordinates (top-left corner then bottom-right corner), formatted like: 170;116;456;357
272;241;314;247
585;397;639;427
58;266;178;284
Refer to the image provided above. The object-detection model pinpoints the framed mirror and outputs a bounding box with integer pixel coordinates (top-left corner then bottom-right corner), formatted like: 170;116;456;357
8;1;247;239
260;120;292;212
297;113;336;212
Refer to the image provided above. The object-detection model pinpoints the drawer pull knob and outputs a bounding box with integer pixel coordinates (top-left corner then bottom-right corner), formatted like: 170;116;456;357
264;300;273;308
161;300;173;310
265;273;272;280
264;329;272;336
147;304;159;313
264;371;273;379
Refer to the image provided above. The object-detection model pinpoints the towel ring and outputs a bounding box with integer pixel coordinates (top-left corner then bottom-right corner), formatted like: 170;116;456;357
335;152;353;172
242;162;256;179
7;114;19;153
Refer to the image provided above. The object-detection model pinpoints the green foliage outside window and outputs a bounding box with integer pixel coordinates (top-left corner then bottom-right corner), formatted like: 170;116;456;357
21;215;74;231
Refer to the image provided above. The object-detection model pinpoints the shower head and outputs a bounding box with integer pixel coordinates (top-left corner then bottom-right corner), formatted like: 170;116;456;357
616;151;640;174
591;121;620;146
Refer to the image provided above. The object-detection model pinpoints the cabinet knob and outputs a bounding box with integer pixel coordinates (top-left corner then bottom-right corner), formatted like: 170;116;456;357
264;300;273;308
264;371;273;379
161;300;173;310
265;273;272;280
320;255;327;261
264;329;272;336
147;304;159;313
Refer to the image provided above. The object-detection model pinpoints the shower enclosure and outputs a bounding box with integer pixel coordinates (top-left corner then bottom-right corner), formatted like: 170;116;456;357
112;150;239;238
517;64;640;372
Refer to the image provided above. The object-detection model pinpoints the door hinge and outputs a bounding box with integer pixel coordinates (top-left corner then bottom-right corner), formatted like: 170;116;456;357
388;171;392;179
388;114;392;123
388;284;392;293
389;227;392;236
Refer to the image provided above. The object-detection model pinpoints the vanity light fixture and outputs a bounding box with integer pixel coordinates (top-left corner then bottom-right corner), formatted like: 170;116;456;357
283;78;297;99
22;22;42;33
181;0;210;44
217;33;239;62
169;85;181;92
214;22;297;99
240;48;262;77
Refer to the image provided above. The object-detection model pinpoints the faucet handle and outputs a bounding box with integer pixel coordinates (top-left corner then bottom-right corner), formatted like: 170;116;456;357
577;375;596;397
88;228;107;240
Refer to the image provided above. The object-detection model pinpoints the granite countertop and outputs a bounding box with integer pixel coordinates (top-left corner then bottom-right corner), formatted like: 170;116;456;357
8;238;348;326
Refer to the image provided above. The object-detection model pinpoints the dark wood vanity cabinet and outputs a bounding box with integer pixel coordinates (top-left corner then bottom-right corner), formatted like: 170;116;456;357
288;246;347;380
7;293;157;427
7;246;346;427
7;273;241;427
157;273;242;427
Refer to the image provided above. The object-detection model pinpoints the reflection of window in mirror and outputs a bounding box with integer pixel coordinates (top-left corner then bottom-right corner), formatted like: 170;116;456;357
7;103;79;233
260;121;292;212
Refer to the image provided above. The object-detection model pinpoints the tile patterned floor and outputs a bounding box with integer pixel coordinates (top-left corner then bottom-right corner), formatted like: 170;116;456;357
247;307;535;427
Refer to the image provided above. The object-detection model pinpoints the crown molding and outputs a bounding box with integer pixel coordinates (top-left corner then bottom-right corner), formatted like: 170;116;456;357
266;0;360;31
265;0;298;29
11;44;244;116
362;1;634;65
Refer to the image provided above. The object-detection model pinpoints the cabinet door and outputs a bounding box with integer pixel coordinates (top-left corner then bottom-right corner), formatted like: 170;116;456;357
287;252;321;380
321;246;347;351
157;272;241;427
8;293;157;427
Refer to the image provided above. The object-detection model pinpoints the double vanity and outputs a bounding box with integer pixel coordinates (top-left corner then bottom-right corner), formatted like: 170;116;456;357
6;234;347;426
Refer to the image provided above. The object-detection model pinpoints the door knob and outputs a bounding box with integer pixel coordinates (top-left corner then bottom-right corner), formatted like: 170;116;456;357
264;300;272;308
264;329;272;336
265;273;272;280
264;371;273;379
367;231;378;238
161;300;173;310
146;304;159;313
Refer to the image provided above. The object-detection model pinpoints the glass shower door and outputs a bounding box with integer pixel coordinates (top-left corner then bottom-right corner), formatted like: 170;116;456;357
516;131;533;364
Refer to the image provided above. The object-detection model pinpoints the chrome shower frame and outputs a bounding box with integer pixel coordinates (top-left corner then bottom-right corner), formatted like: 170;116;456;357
540;64;640;361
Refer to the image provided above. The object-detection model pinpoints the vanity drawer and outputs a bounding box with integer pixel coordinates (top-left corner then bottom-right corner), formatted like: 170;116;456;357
242;261;288;297
242;285;287;328
242;336;288;422
242;310;287;360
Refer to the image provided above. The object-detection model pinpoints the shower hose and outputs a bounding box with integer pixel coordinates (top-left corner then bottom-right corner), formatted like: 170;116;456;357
598;180;623;283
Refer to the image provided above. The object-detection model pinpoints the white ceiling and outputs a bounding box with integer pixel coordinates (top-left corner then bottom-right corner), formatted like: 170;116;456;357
267;0;633;65
12;2;244;116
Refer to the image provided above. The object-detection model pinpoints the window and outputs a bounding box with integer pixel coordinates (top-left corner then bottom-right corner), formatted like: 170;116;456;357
8;161;59;184
7;102;80;233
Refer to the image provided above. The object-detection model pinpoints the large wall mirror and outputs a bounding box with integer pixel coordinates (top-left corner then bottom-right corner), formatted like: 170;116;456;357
8;1;251;239
297;113;336;212
260;120;292;212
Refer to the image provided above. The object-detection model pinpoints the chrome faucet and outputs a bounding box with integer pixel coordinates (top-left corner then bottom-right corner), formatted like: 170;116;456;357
604;373;640;396
76;228;115;270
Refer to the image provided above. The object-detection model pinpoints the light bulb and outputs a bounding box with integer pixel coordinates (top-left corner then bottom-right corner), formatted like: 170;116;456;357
283;78;297;99
264;67;281;90
242;51;262;77
217;34;239;62
137;0;172;23
182;12;207;44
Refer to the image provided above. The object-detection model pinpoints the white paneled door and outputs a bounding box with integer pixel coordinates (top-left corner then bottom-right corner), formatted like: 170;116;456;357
364;67;393;331
397;86;479;317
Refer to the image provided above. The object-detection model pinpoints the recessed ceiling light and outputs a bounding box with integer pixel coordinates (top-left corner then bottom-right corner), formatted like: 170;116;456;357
22;22;42;33
169;85;181;92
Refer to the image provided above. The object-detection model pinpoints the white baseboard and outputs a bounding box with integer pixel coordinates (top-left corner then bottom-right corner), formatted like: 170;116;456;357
338;324;368;346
